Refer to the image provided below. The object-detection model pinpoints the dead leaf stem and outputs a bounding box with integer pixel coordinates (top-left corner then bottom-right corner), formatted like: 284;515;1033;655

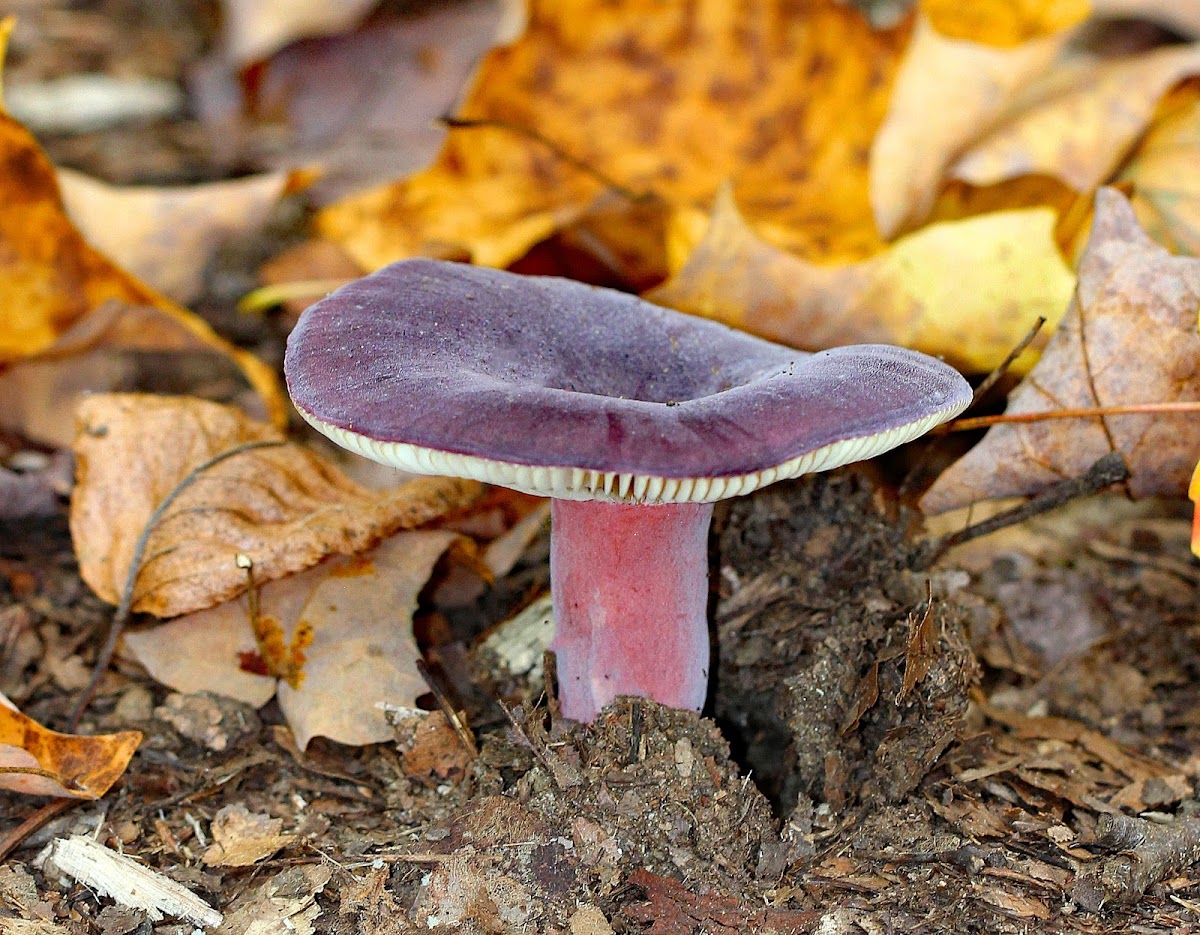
69;439;285;730
970;315;1046;407
937;401;1200;433
913;451;1131;570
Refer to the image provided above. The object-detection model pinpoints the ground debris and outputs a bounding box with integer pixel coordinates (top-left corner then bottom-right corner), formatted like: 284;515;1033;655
619;869;819;934
1074;812;1200;911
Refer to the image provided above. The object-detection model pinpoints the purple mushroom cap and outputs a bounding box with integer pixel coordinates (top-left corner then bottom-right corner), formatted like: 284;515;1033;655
285;259;971;503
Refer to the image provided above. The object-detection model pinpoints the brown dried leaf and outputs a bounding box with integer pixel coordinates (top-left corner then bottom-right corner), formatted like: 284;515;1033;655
0;700;139;798
202;804;294;867
623;870;817;935
70;394;480;617
923;188;1200;513
318;0;909;279
125;530;461;748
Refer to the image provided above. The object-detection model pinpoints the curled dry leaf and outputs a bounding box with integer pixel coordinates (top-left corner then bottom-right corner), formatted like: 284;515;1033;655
70;394;480;618
125;530;462;748
318;0;909;280
647;189;1074;374
869;11;1074;237
0;20;284;426
922;188;1200;513
950;44;1200;199
58;168;298;304
0;703;139;798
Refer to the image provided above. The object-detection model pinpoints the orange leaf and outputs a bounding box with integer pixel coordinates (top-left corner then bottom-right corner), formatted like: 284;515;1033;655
317;0;909;279
0;18;284;426
0;699;139;799
70;394;481;617
922;0;1089;47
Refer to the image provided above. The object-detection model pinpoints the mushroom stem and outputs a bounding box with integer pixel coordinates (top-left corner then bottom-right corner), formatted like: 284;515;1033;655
549;498;713;722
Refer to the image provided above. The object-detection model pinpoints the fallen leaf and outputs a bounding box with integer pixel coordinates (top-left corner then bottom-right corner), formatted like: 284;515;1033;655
0;703;139;798
950;44;1200;200
58;169;298;304
251;2;505;202
1120;83;1200;257
923;0;1090;47
0;20;284;426
647;189;1074;374
125;530;461;748
202;803;294;867
922;188;1200;513
70;393;480;617
1191;461;1200;556
216;865;330;935
869;11;1074;237
1092;0;1200;37
317;0;909;280
220;0;379;65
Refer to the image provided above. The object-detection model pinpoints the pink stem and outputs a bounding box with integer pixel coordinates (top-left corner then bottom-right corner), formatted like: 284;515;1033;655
549;498;714;722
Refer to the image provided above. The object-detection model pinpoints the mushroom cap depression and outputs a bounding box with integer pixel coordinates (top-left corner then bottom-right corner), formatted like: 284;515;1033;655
285;259;971;503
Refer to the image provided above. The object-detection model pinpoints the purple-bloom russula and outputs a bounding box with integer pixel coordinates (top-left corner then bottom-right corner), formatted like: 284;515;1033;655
285;259;971;722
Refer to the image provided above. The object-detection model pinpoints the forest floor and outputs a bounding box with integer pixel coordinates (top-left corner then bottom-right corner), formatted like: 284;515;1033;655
3;1;1200;933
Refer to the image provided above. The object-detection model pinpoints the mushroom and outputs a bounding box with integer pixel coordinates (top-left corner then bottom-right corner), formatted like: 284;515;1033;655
284;259;971;722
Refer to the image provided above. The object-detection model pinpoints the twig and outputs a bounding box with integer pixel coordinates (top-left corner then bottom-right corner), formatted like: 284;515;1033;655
970;316;1046;407
0;797;77;862
440;114;653;204
1073;812;1200;911
912;451;1130;570
899;316;1045;500
69;439;285;730
937;401;1200;434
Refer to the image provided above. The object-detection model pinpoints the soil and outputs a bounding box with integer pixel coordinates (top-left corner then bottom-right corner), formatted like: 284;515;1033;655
4;2;1200;934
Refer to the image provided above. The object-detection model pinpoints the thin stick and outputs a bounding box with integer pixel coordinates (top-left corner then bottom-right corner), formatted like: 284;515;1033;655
69;439;285;730
970;316;1046;407
938;401;1200;434
913;451;1130;570
0;797;76;862
415;659;478;757
440;114;652;204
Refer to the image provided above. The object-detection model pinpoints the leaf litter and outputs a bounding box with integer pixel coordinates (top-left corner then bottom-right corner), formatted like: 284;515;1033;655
3;0;1200;932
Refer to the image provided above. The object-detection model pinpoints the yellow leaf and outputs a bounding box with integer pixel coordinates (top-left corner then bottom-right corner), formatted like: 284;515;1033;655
0;701;139;799
647;189;1074;375
951;44;1200;197
70;394;481;618
869;14;1071;237
922;0;1090;47
1120;82;1200;257
318;0;909;279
